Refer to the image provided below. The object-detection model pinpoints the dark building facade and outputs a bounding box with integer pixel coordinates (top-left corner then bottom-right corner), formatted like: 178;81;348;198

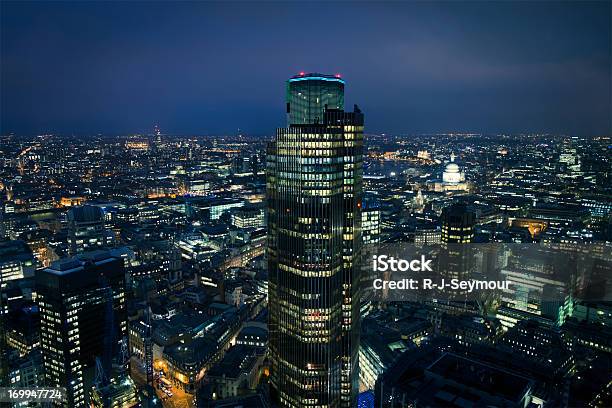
438;203;477;311
268;73;363;407
35;251;127;407
441;203;476;244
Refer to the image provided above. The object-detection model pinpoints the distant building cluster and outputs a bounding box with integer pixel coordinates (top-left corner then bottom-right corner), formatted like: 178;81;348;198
0;80;610;408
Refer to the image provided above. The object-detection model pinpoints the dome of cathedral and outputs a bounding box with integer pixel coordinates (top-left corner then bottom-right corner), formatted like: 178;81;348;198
442;154;464;184
445;162;460;173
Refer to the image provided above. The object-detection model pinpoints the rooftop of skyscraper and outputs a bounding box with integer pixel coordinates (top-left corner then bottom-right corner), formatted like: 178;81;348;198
288;72;344;82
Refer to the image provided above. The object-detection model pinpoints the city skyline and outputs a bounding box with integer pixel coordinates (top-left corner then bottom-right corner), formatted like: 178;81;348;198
0;2;610;408
1;1;611;137
0;118;610;407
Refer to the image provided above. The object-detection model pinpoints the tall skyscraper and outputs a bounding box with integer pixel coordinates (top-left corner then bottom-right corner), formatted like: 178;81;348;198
268;73;363;407
439;203;476;313
286;73;345;125
36;251;127;407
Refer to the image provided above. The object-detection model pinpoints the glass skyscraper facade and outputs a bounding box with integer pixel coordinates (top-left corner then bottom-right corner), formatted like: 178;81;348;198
268;73;363;407
286;73;345;125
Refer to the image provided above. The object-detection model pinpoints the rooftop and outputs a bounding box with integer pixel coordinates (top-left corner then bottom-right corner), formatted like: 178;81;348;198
164;337;216;367
0;240;33;263
207;344;262;379
288;72;345;83
427;353;532;403
237;326;268;343
45;250;117;275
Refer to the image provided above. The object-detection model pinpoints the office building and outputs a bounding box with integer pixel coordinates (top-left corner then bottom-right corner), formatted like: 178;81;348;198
232;207;265;229
67;205;114;254
268;73;363;407
90;374;139;408
361;197;380;245
497;247;573;329
0;240;35;288
437;203;476;312
35;251;127;407
441;203;475;244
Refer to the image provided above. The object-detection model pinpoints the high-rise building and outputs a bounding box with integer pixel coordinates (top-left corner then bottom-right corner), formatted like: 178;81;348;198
359;194;381;306
438;203;476;313
35;251;127;407
441;203;475;243
361;196;380;245
286;73;345;125
268;73;363;407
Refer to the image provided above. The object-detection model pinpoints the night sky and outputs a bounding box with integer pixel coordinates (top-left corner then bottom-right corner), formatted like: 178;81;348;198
1;1;610;136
